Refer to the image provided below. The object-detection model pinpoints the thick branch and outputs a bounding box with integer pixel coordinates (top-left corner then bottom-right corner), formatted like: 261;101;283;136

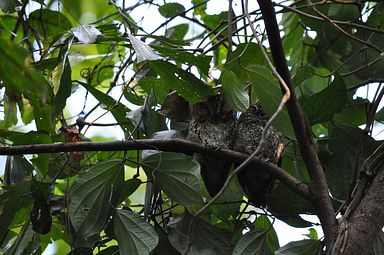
0;138;310;200
332;163;384;255
256;0;337;244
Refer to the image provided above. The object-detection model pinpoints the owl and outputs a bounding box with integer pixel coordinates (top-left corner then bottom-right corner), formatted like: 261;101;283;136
187;95;236;197
233;103;284;206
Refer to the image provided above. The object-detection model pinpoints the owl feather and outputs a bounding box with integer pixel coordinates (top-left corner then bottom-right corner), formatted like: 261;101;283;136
187;95;236;196
233;103;283;206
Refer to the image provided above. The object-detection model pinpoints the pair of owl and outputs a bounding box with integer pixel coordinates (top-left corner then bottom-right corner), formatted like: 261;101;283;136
187;95;283;207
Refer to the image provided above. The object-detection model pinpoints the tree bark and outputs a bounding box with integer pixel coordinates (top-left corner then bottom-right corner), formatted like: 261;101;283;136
256;0;337;244
330;158;384;255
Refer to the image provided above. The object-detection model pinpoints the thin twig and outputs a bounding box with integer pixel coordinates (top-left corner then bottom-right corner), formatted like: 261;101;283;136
307;0;382;53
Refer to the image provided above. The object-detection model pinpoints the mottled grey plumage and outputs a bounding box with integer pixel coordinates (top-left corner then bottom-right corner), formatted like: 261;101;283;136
187;95;236;196
233;103;283;206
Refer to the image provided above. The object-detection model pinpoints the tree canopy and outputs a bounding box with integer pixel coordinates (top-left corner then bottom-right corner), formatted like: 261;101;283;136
0;0;384;254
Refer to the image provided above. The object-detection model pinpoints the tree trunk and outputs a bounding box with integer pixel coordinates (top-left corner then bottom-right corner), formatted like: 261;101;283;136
329;157;384;255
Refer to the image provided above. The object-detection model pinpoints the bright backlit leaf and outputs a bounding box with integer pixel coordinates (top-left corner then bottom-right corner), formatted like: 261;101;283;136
128;33;163;63
72;25;102;44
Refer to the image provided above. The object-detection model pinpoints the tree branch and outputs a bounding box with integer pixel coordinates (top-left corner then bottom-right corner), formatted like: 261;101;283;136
0;138;310;201
330;158;384;255
256;0;337;244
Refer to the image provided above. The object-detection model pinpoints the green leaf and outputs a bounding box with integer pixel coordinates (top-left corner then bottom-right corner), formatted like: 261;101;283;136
149;60;214;103
165;23;189;40
233;229;268;255
158;3;185;18
9;131;51;146
79;82;133;134
254;216;280;254
292;66;315;87
126;95;167;136
138;77;170;104
221;70;249;112
0;15;20;39
0;38;52;102
328;4;360;21
142;92;168;136
0;0;20;13
51;60;72;122
0;95;17;128
305;228;319;240
225;43;265;84
0;183;32;242
246;64;295;138
17;97;34;125
304;73;346;125
192;0;207;16
209;167;243;220
334;97;368;126
4;222;36;255
116;179;142;205
151;224;180;255
153;46;212;75
28;95;54;133
96;246;119;255
29;9;72;38
113;210;159;255
299;67;330;100
322;125;379;200
68;160;124;238
9;131;52;175
32;57;60;71
202;11;229;31
267;183;316;216
142;152;203;206
275;239;321;255
10;156;33;183
168;212;232;255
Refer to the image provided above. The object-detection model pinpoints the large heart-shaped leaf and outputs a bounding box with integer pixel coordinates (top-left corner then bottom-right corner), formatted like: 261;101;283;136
142;152;203;206
113;210;159;255
68;160;124;238
168;212;232;255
